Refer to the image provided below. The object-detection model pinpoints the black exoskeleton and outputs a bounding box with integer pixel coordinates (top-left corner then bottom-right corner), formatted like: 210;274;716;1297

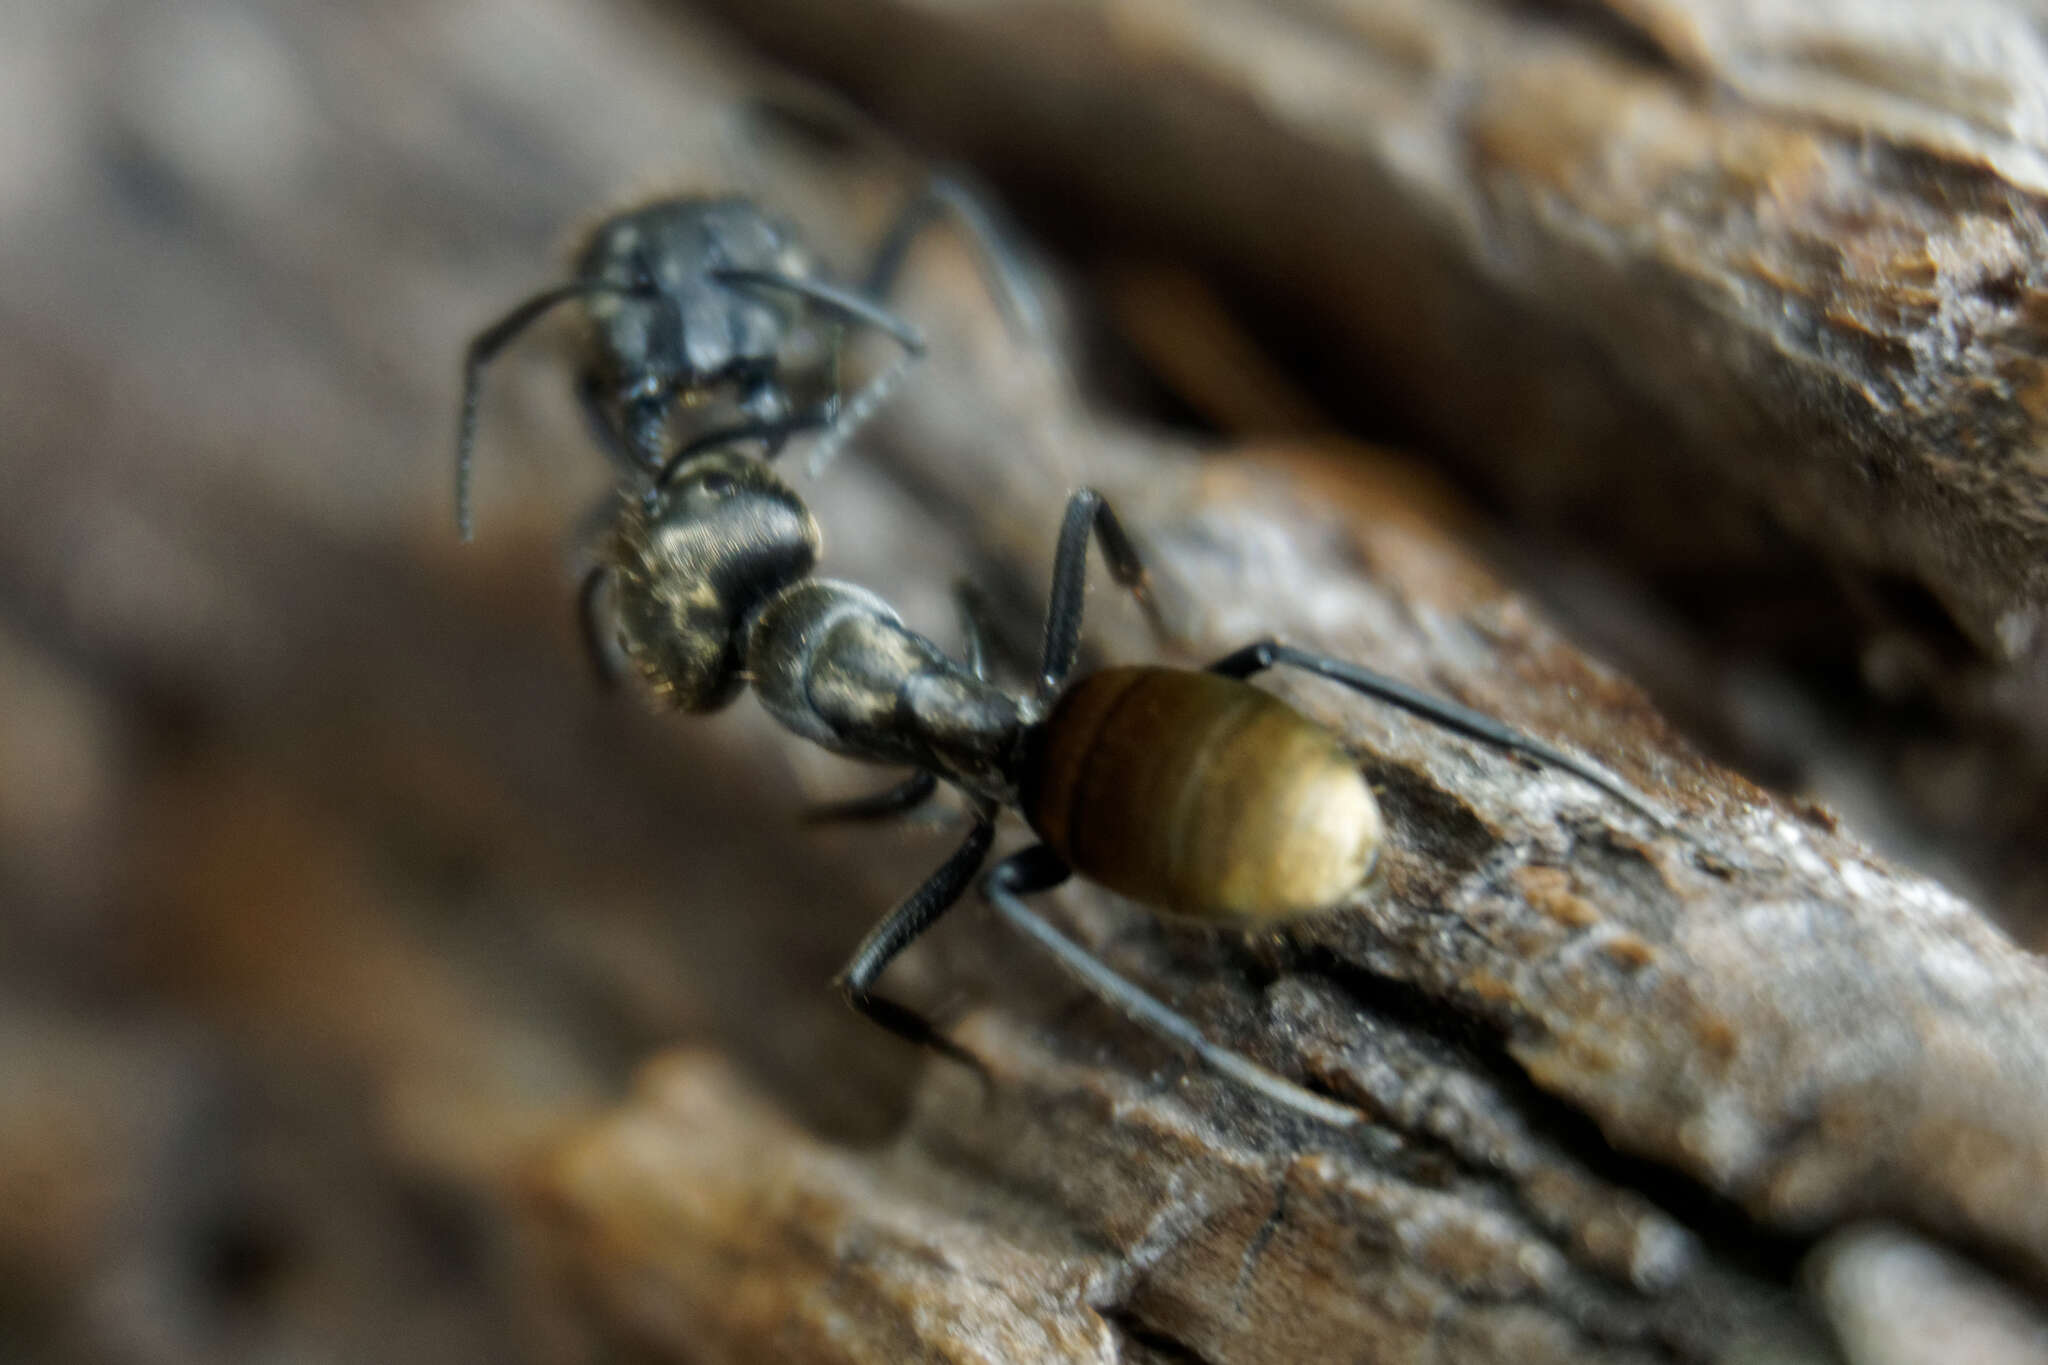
588;451;1666;1128
454;182;1034;539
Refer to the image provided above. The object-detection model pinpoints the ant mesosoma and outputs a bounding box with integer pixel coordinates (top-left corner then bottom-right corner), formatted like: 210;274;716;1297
453;179;1035;540
593;449;1663;1127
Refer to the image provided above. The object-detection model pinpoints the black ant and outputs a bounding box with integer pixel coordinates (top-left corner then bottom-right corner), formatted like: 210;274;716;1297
590;449;1664;1126
453;179;1036;540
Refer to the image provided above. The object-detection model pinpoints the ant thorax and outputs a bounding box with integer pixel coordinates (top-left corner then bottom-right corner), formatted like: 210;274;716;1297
604;453;819;712
745;579;1026;804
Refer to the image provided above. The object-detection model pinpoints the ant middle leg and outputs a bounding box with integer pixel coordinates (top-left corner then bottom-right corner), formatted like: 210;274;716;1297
981;845;1361;1128
1206;641;1663;824
833;816;998;1076
802;770;938;825
1038;488;1168;697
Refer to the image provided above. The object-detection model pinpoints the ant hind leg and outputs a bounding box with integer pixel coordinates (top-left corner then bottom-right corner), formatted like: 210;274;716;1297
1205;640;1664;825
981;845;1361;1128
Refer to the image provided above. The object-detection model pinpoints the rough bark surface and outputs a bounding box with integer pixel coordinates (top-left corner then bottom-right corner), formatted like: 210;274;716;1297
531;223;2048;1358
3;0;2046;1362
694;0;2048;942
697;0;2048;661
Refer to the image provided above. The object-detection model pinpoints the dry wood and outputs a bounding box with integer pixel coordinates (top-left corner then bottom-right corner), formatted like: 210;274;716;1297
698;0;2048;663
695;0;2048;942
3;0;2047;1361
531;201;2048;1359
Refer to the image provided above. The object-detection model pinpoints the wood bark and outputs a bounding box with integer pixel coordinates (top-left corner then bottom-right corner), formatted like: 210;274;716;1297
2;0;2046;1362
532;215;2048;1360
693;0;2048;942
697;0;2048;660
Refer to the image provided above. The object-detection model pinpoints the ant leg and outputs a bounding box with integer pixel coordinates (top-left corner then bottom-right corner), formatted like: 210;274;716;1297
954;581;994;681
957;578;1050;686
709;269;930;479
811;180;1046;478
1038;488;1168;696
834;817;998;1075
650;401;840;493
1206;641;1664;825
577;565;625;690
574;370;648;481
723;87;1041;337
456;280;636;541
982;846;1361;1128
802;770;938;825
864;173;1045;342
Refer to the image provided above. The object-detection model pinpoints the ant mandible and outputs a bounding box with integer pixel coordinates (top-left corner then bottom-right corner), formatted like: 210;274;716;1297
595;450;1663;1126
453;178;1036;540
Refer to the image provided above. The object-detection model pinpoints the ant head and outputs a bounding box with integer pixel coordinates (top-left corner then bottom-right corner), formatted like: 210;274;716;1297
605;450;820;711
575;198;802;397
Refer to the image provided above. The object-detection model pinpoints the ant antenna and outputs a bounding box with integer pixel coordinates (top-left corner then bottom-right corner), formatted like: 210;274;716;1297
711;269;927;354
456;279;643;540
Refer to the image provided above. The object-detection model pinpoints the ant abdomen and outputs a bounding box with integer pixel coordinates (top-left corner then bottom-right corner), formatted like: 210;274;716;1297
1021;667;1384;922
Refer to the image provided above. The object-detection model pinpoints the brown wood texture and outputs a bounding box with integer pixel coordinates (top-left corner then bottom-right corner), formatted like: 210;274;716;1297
697;0;2048;944
2;0;2046;1362
699;0;2048;660
531;206;2048;1360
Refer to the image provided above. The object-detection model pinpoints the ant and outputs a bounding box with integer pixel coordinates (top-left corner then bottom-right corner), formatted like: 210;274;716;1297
592;449;1664;1127
452;178;1037;541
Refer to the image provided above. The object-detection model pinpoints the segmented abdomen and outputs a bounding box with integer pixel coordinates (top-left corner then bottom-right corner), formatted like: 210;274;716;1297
1021;667;1382;921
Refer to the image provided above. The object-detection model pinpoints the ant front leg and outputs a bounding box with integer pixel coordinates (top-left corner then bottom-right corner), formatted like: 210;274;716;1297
649;400;842;494
574;370;647;482
980;846;1361;1128
1206;641;1664;825
577;565;625;690
833;816;998;1078
709;269;929;479
1038;489;1168;697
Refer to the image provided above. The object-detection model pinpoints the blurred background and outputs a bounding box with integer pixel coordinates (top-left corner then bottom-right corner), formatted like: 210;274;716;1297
4;0;2046;1361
